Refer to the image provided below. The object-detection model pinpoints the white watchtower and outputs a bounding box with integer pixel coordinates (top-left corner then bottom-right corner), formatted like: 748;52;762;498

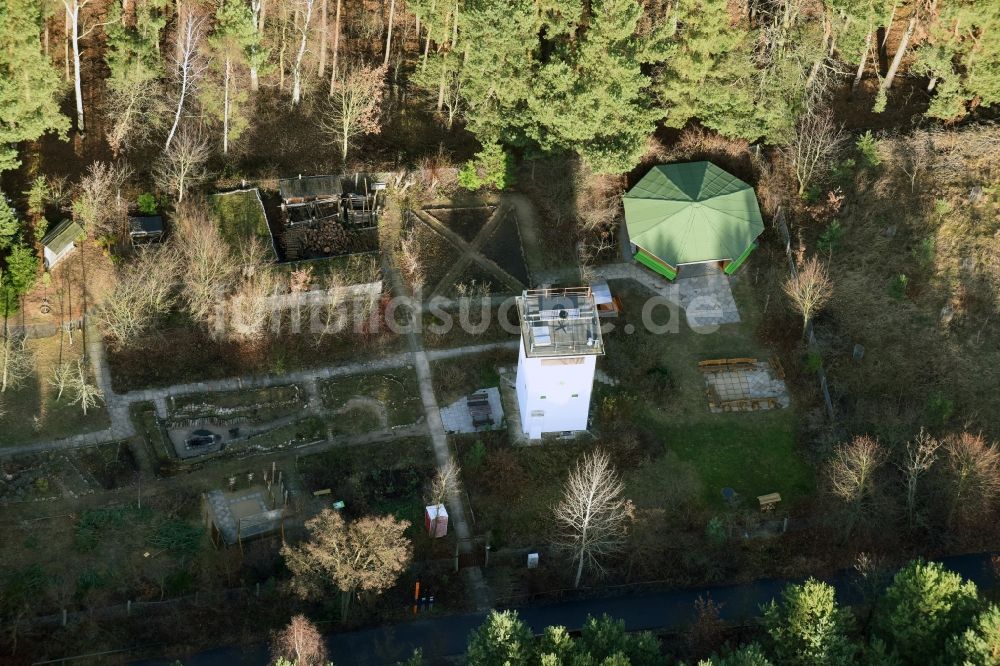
515;287;605;439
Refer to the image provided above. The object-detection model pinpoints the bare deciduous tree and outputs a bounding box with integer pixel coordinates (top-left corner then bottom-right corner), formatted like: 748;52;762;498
68;359;103;415
944;432;1000;532
322;63;387;163
225;238;278;342
553;449;630;588
781;109;845;195
174;202;237;327
154;128;210;202
73;161;132;238
50;361;75;401
427;459;461;536
828;435;886;536
62;0;109;132
165;10;206;151
0;334;33;393
900;428;941;528
97;246;180;346
783;256;833;336
271;614;327;666
282;509;412;621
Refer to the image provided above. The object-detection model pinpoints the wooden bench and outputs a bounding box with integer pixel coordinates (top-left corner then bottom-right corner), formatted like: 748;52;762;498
757;492;782;512
698;358;758;373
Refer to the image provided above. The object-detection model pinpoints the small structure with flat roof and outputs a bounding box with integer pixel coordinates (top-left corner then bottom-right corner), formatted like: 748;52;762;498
128;215;164;244
41;220;85;269
515;287;604;438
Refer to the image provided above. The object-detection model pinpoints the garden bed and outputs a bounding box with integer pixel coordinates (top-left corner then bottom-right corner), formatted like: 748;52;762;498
426;206;496;243
482;211;530;285
210;189;276;260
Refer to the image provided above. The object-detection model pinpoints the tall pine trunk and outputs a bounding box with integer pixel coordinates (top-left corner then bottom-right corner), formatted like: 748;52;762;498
291;0;314;105
67;1;85;132
318;0;327;77
852;29;873;93
383;0;395;67
879;16;917;96
329;0;341;95
223;56;231;154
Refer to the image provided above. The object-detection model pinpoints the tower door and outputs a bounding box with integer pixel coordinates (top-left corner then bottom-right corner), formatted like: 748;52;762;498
528;410;544;439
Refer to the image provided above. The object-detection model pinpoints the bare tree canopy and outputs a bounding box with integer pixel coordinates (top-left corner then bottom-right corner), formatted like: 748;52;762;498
783;256;833;335
271;614;327;666
154;127;210;202
174;201;238;329
900;428;941;529
72;161;132;238
0;333;33;393
322;63;387;163
553;449;631;588
282;509;412;621
944;432;1000;532
97;246;180;346
781;109;845;195
827;435;886;537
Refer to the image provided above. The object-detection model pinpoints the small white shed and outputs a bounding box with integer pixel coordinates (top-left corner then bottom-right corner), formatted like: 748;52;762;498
41;220;85;270
424;504;448;538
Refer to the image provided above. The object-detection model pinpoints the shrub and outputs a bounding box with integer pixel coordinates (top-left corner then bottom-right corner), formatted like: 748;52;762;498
888;274;909;300
830;158;857;189
805;351;823;373
817;220;844;254
912;236;936;270
706;516;727;547
137;192;158;215
925;391;954;428
856;131;882;168
458;141;516;191
466;440;487;470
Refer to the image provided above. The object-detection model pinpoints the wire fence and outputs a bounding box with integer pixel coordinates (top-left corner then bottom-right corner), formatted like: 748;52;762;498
774;207;836;422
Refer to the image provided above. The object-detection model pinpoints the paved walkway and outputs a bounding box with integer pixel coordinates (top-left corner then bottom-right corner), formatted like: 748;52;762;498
592;263;741;327
0;341;518;459
383;253;494;611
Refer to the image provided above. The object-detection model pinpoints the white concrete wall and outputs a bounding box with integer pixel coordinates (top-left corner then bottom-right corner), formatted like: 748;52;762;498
515;338;596;437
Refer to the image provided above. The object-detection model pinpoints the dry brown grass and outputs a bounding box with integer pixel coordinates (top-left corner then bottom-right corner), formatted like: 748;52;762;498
813;124;1000;442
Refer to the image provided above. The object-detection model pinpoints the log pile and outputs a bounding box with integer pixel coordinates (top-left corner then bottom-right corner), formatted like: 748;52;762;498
282;221;350;260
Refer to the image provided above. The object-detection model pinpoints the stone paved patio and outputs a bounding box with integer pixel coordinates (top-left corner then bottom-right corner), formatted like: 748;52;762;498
592;263;740;327
703;365;790;412
440;387;504;434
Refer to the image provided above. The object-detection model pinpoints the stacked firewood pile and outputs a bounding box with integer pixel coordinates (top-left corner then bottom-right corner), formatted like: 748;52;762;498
281;221;350;260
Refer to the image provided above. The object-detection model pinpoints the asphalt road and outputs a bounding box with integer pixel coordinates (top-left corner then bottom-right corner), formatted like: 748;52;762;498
134;550;999;666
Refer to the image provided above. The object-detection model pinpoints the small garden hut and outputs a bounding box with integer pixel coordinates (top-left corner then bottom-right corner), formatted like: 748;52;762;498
41;220;85;269
623;162;764;280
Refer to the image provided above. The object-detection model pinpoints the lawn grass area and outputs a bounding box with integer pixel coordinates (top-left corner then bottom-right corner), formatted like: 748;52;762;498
639;410;811;507
0;334;111;447
598;278;814;507
320;369;424;426
210;189;276;259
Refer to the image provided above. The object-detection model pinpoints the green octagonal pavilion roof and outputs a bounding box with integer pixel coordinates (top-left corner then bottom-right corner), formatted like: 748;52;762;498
623;162;764;267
